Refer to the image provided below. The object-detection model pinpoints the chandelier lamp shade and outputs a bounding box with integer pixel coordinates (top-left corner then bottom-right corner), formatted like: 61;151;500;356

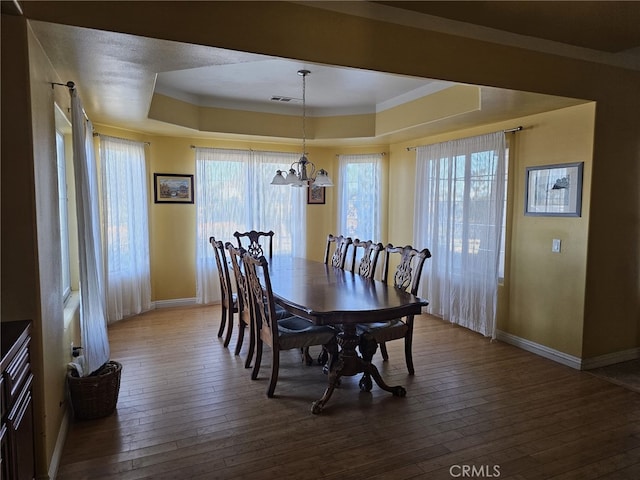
271;70;333;188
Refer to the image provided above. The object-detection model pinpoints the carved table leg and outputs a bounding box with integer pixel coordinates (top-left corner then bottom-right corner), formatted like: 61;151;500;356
364;363;407;397
311;358;342;414
311;324;406;414
312;329;359;414
358;335;377;392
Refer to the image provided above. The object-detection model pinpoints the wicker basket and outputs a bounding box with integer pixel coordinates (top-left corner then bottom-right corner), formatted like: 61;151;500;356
68;360;122;420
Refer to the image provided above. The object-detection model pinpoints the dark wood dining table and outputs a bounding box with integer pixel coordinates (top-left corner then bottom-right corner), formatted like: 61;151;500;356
266;255;429;414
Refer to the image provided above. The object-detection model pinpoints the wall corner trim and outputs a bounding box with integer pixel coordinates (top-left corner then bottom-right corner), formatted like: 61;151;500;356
495;330;582;370
151;298;198;309
48;407;71;480
496;330;640;370
581;348;640;370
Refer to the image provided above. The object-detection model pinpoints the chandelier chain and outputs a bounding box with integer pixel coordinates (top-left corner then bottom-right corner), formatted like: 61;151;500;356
302;71;307;157
269;69;332;187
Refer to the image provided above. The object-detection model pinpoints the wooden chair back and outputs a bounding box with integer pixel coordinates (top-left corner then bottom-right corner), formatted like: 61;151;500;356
242;252;338;397
382;244;432;295
242;254;278;350
225;243;247;313
209;236;234;309
226;242;255;364
357;243;432;378
233;230;274;258
323;234;353;269
350;239;384;279
209;236;237;346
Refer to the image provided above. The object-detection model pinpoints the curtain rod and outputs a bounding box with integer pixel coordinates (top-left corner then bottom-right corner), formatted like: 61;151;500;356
51;81;93;122
191;145;252;150
335;152;386;157
406;126;523;151
51;81;76;90
94;132;150;146
190;145;301;156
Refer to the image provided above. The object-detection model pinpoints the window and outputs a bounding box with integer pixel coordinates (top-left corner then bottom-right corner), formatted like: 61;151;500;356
414;131;507;338
498;146;510;281
56;130;71;301
194;148;306;304
337;153;383;241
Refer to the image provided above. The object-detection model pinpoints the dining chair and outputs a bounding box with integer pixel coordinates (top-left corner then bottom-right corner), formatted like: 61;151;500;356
323;234;353;269
317;238;383;368
233;230;274;258
225;243;254;367
209;236;238;348
349;239;384;279
243;253;338;398
226;241;294;367
357;244;431;389
309;234;353;367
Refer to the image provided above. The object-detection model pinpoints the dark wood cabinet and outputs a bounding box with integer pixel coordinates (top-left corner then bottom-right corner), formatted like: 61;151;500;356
1;422;9;480
1;321;35;480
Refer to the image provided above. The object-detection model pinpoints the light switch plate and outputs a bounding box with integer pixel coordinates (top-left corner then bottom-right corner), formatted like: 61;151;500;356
552;239;561;253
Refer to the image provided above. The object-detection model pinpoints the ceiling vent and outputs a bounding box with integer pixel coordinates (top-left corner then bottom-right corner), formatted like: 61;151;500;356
270;96;300;103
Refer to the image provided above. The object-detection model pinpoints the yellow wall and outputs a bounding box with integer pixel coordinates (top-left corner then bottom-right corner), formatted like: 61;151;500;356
4;2;640;477
387;103;595;358
1;16;38;322
92;127;342;301
29;22;80;477
148;84;482;142
377;85;481;136
163;0;635;361
102;101;595;366
147;136;198;301
93;126;395;300
507;104;594;357
1;15;77;477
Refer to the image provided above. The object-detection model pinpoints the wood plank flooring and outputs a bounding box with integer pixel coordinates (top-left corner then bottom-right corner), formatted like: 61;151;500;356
57;306;640;479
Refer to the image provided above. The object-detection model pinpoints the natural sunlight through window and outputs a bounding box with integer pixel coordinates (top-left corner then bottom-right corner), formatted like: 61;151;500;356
56;129;71;301
337;153;383;241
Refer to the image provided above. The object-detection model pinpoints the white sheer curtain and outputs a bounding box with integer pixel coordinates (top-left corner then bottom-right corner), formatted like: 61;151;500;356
250;150;306;257
70;88;110;376
337;153;382;241
99;135;151;323
195;148;304;304
414;132;506;338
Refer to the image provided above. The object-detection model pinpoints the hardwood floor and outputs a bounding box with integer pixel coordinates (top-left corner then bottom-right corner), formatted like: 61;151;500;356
57;306;640;479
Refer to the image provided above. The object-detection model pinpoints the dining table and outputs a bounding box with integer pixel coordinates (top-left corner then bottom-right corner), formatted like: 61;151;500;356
266;255;429;414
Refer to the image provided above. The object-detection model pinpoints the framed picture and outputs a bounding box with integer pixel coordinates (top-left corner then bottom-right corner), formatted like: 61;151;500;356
307;183;325;204
153;173;194;204
525;162;583;217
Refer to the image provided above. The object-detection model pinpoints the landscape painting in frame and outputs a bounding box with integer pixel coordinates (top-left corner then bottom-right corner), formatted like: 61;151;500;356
525;162;583;217
154;173;194;204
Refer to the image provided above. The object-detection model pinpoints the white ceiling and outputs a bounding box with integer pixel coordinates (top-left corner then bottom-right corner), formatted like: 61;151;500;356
154;59;452;117
21;1;638;144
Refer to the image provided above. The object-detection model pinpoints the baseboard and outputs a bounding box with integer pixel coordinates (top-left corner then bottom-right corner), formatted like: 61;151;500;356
47;407;71;480
496;329;583;370
581;347;640;370
496;330;640;370
151;297;198;309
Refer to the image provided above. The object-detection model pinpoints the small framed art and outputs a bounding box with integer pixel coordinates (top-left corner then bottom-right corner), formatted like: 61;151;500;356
307;184;326;204
525;162;583;217
153;173;194;204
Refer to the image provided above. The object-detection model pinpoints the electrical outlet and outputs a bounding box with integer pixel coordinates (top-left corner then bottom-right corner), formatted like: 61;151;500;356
552;239;561;253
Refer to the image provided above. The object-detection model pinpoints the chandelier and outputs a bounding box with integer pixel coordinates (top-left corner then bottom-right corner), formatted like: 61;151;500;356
271;70;333;188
